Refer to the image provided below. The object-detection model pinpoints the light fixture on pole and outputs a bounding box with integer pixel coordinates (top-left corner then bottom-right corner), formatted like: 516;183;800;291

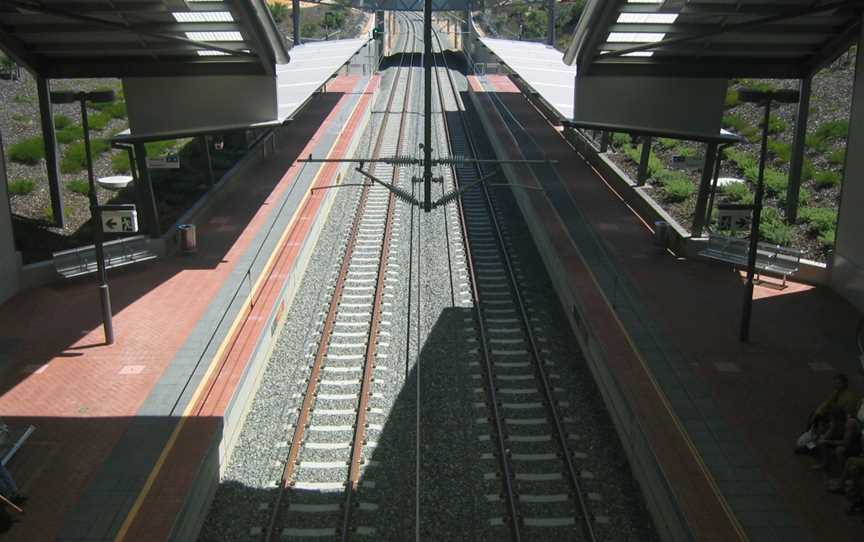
50;89;117;345
737;87;799;342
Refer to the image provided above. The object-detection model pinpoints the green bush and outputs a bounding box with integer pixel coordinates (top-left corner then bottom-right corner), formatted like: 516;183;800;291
654;168;689;186
814;170;842;189
111;152;131;174
724;88;740;108
145;139;178;156
798;207;837;236
766;114;786;134
674;146;698;159
724;148;757;171
763;168;788;196
802;159;815;181
818;229;835;247
7;178;36;195
12;113;30;124
54;115;73;130
722;114;749;132
8;137;45;164
610;132;631;148
269;3;289;22
827;148;846;165
767;139;791;163
779;186;810;208
759;207;792;245
56;126;83;144
720;182;750;202
86;110;112;131
806;133;828;153
105;101;127;119
663;177;695;202
12;95;34;105
740;80;776;93
814;120;848;141
60;139;109;173
657;137;678;149
67;179;90;196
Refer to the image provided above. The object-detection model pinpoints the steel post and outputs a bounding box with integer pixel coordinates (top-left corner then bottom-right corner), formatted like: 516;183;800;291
636;136;652;186
692;142;719;236
81;98;114;345
133;142;160;237
292;0;300;47
547;0;556;47
37;77;64;228
741;100;772;342
201;135;215;186
600;131;609;153
785;77;812;223
423;0;432;212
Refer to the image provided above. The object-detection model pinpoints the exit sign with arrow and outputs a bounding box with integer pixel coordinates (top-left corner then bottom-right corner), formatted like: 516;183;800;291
101;207;138;234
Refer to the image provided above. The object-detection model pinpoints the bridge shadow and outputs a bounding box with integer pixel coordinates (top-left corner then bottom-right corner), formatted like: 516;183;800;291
0;88;351;400
196;306;490;540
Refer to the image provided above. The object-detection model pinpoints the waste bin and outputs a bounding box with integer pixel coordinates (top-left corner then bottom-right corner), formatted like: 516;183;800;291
653;220;669;249
178;224;197;254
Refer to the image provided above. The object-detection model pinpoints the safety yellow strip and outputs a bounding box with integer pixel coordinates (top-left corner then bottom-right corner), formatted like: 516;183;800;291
113;81;372;542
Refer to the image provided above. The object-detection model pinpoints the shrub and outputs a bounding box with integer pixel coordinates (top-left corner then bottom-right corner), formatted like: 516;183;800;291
767;139;791;163
654;168;689;186
740;80;776;93
105;101;127;119
674;146;698;159
766;114;786;134
762;168;788;196
806;133;828;153
86;110;112;131
12;95;34;105
56;126;83;144
67;179;90;196
8;137;45;164
722;114;749;132
779;186;810;208
814;120;848;141
657;137;678;149
53;115;74;130
759;207;792;245
814;170;842;189
724;88;739;108
610;132;631;148
60;139;109;173
798;207;837;236
818;229;835;247
724;148;757;171
146;139;178;156
802;159;815;181
721;182;750;202
827;148;846;166
663;177;695;202
11;113;30;124
7;178;36;195
270;3;289;22
111;152;131;173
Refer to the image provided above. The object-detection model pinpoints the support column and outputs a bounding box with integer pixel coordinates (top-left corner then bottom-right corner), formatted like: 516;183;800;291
636;136;652;186
0;130;21;305
423;0;432;212
547;0;556;47
785;77;812;223
600;131;609;153
201;136;215;187
464;5;472;56
37;77;64;228
692;142;719;236
832;21;864;308
292;0;300;47
133;142;160;237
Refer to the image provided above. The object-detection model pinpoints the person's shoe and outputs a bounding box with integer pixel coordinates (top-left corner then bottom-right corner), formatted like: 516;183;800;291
9;494;26;506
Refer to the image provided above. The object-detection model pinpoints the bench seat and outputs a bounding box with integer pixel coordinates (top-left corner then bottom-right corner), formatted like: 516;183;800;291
53;235;158;279
699;233;801;284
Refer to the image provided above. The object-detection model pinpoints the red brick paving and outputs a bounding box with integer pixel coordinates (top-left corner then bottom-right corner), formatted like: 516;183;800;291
121;75;380;542
484;78;864;541
0;75;370;542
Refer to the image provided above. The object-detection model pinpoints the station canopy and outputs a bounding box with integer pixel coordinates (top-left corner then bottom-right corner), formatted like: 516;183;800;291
477;37;578;120
564;0;863;78
0;0;290;78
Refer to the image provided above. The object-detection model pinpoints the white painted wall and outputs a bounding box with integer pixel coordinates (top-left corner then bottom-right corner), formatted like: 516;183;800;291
832;24;864;311
0;131;21;306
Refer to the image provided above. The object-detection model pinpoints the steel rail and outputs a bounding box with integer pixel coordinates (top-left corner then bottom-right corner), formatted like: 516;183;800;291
340;10;419;541
428;26;523;542
433;26;599;542
263;18;414;541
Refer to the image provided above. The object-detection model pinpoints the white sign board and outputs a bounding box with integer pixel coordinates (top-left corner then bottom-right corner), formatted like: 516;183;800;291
102;209;139;234
146;154;180;169
717;208;751;232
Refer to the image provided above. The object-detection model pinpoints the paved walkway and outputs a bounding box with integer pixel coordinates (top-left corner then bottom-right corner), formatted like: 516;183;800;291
477;75;864;541
0;74;377;541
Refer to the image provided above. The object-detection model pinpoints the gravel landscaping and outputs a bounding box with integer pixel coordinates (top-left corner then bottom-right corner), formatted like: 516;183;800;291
604;47;857;263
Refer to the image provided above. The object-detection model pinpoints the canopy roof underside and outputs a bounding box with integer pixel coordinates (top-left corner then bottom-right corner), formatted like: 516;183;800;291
0;0;290;78
564;0;863;78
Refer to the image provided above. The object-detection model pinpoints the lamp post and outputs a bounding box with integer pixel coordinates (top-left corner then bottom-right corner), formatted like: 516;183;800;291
737;87;799;342
50;89;116;345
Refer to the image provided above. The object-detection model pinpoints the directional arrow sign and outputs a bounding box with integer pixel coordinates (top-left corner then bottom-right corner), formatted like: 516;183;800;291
101;208;138;234
717;208;751;233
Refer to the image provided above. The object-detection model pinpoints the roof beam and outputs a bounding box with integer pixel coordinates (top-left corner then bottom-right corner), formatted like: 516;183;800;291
41;57;267;78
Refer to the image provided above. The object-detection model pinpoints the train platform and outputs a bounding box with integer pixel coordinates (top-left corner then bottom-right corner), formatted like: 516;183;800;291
469;74;864;542
0;73;379;541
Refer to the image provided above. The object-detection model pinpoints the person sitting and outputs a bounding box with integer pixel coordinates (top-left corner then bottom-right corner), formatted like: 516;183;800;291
813;404;862;477
797;373;860;454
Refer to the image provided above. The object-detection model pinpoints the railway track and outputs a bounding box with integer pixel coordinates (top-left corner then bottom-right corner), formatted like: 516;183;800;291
263;14;420;541
430;25;599;542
